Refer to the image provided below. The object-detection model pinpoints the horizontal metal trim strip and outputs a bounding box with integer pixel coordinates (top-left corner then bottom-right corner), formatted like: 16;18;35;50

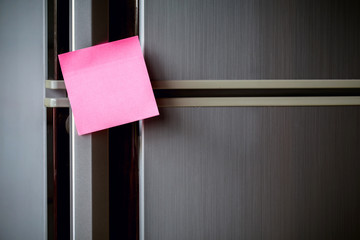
46;80;66;89
46;80;360;90
157;97;360;107
44;96;360;108
44;98;70;107
152;80;360;89
154;89;360;98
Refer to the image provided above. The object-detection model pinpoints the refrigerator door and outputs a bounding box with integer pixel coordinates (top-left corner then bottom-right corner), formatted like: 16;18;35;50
140;0;360;239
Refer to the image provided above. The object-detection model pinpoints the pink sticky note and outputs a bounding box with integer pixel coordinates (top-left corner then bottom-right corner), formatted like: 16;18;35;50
58;36;159;135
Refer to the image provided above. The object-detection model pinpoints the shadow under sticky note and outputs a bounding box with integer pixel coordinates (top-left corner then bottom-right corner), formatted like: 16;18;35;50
58;36;159;135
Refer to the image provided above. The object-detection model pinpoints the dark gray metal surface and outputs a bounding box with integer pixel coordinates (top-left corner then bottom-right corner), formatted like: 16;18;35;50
144;0;360;80
0;0;46;239
144;107;360;240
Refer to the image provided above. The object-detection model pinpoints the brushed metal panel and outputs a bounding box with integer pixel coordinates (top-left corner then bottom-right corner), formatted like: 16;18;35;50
0;0;46;239
144;0;360;80
144;107;360;240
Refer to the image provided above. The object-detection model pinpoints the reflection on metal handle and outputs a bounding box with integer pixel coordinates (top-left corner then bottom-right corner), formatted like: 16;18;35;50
44;98;70;108
46;80;66;89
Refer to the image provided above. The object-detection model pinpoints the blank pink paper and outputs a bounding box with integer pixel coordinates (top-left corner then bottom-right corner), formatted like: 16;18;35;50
58;36;159;135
